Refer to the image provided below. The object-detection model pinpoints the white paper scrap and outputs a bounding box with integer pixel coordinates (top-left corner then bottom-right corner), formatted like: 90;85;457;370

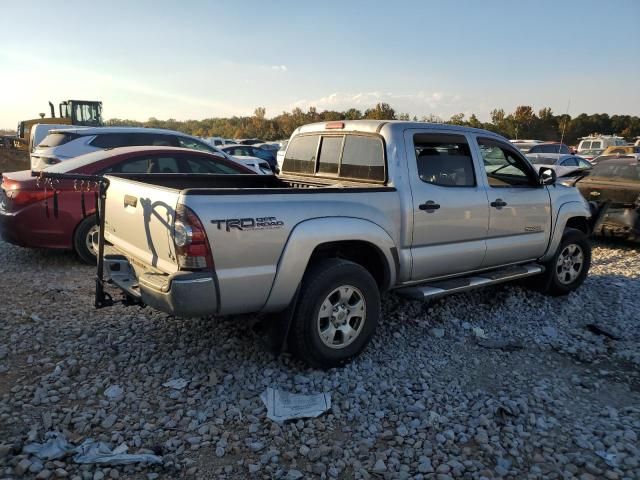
260;387;331;422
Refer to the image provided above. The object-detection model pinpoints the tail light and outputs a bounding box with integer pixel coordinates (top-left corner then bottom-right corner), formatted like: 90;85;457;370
2;184;53;211
173;204;214;270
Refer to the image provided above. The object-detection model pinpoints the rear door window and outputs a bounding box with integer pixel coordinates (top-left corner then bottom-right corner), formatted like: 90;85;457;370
414;133;475;187
90;133;143;148
154;156;181;173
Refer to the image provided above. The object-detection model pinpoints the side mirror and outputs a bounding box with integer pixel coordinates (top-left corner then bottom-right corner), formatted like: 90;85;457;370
538;167;556;185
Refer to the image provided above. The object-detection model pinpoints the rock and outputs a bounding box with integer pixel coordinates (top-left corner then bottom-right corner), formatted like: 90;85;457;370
477;337;524;351
475;429;489;444
373;459;387;473
286;469;304;480
418;460;434;473
248;464;260;474
29;460;44;473
542;326;558;338
104;385;124;401
16;459;32;475
54;468;69;478
430;328;445;339
249;441;264;452
0;444;11;458
100;414;118;429
36;469;53;480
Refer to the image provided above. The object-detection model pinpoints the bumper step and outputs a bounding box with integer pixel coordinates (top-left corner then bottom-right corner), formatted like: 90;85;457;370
396;263;544;300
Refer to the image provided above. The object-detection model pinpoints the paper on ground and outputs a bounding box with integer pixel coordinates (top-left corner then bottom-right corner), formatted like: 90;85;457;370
260;387;331;422
23;432;162;465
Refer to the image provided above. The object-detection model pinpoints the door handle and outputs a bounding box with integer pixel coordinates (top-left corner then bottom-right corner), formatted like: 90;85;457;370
419;201;441;212
490;199;507;209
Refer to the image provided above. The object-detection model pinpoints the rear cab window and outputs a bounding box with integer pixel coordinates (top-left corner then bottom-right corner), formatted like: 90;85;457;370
283;133;385;182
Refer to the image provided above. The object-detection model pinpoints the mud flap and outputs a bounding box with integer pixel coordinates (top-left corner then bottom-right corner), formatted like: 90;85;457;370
258;286;301;355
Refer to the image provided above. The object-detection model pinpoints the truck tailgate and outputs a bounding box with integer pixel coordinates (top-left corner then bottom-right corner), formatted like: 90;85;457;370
104;176;180;273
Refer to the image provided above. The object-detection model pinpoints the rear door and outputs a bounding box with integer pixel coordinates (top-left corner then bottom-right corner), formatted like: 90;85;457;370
473;136;551;267
404;129;490;280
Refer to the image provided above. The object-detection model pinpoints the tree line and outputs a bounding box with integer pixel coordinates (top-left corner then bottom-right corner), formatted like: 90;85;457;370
105;103;640;145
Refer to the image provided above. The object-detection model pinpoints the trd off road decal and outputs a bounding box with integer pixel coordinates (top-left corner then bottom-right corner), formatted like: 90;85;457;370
211;217;284;232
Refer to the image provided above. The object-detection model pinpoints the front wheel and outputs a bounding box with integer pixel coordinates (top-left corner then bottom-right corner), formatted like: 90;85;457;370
73;215;99;265
538;228;591;296
289;259;380;368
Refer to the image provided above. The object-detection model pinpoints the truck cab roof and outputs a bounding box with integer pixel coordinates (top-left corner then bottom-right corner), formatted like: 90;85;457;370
295;120;507;141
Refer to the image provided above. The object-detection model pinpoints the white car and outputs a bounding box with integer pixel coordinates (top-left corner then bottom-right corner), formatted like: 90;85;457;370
527;153;592;178
29;123;82;153
31;127;272;174
510;139;544;154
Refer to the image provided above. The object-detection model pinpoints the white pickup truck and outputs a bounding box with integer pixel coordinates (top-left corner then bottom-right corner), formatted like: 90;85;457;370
95;120;592;367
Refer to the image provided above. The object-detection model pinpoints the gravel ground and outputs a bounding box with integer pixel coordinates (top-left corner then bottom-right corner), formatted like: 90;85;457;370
0;238;639;480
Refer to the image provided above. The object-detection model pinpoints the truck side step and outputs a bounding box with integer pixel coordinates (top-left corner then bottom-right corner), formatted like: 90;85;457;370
396;263;544;300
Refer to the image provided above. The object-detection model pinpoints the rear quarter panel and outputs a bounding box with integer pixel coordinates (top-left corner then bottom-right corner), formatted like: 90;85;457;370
181;190;402;314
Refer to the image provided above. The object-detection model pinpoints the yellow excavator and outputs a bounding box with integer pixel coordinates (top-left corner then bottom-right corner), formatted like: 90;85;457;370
12;100;103;150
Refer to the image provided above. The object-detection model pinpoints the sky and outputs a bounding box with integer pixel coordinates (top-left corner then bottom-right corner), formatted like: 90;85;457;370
1;0;639;128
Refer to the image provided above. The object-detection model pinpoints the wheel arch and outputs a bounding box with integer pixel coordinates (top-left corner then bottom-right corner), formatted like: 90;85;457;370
540;201;591;262
262;217;397;312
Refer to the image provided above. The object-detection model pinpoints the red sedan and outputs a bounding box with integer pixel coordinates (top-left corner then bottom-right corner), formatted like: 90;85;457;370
0;146;253;263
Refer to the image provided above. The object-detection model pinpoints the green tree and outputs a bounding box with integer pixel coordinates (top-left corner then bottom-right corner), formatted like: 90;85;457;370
363;103;396;120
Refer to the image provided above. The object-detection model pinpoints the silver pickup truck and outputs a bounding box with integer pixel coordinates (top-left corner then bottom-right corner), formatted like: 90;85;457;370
100;120;592;367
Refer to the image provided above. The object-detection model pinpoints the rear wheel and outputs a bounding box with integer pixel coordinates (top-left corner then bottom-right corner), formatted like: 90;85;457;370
74;215;99;265
289;259;380;368
537;228;591;295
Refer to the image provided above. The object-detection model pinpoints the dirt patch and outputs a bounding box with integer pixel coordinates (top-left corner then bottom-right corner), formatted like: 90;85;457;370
0;149;29;173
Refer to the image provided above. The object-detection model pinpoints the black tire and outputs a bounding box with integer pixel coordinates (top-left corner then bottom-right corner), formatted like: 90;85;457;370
73;215;99;265
289;258;380;368
537;228;591;296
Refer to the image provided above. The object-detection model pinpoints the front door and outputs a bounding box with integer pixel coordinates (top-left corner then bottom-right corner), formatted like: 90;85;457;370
474;136;551;267
405;130;490;280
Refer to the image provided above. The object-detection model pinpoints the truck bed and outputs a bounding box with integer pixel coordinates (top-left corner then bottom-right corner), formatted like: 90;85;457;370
107;172;391;193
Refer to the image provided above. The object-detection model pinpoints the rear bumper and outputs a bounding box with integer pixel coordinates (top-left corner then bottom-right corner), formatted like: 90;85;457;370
104;254;218;317
0;205;75;250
